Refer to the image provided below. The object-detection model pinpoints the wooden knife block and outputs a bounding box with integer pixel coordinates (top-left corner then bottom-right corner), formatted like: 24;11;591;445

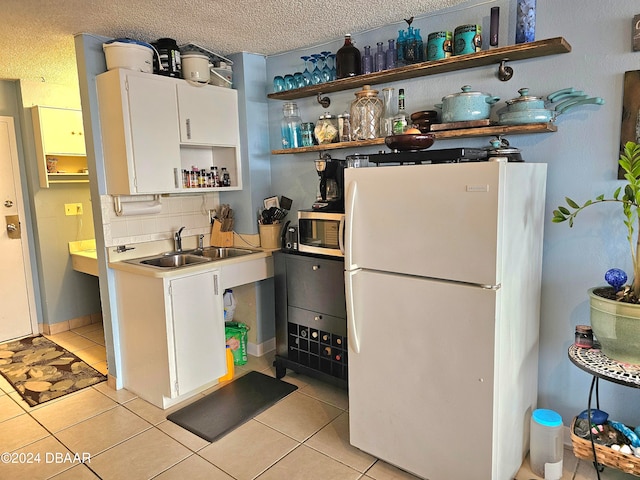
210;220;233;247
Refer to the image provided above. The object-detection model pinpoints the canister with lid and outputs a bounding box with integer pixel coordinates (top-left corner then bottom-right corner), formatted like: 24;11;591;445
350;85;383;140
314;113;339;144
281;102;303;149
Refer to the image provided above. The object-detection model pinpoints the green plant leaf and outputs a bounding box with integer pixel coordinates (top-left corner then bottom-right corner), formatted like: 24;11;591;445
566;197;579;209
558;206;570;215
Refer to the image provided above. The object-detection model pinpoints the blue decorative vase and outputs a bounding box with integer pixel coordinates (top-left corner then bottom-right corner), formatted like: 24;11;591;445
515;0;536;44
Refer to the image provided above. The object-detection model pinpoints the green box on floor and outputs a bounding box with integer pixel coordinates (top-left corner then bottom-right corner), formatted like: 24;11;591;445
225;322;249;365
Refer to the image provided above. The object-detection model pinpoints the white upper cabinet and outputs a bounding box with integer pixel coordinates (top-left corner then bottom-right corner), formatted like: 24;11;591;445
31;106;89;188
97;69;181;194
97;68;242;195
177;83;240;146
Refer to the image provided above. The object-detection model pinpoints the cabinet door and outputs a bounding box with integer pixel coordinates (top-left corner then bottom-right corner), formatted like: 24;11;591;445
286;255;346;318
169;270;225;396
38;107;86;155
97;69;182;194
176;84;240;146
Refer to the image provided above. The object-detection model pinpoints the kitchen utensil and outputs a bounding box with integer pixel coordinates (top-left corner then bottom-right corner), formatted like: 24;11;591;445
486;137;524;162
182;53;210;83
410;110;439;122
500;87;584;114
103;38;155;73
435;85;500;123
498;96;604;125
384;134;435;151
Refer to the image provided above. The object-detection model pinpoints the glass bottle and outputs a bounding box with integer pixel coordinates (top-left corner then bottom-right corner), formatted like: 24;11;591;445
221;167;231;187
361;46;373;74
404;27;416;64
374;42;386;72
392;88;407;134
210;166;220;187
281;102;303;149
336;34;362;79
414;28;424;62
397;30;406;66
314;113;339;144
350;85;383;140
381;87;396;137
386;39;397;69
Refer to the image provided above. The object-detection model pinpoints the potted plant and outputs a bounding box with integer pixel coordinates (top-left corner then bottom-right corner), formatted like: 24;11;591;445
553;141;640;363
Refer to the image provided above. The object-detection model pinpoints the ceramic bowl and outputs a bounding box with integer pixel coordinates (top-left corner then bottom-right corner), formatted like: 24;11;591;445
384;134;435;151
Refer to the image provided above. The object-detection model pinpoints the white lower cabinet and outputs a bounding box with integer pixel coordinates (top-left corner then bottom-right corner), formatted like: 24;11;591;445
115;269;225;409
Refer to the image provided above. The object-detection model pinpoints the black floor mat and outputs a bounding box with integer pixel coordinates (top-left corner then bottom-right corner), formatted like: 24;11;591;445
167;370;298;442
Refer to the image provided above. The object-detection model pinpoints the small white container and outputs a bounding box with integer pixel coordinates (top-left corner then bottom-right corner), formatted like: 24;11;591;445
103;40;154;73
530;409;563;479
210;62;233;88
181;53;210;83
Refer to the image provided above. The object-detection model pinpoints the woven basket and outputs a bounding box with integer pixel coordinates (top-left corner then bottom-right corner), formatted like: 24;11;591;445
570;418;640;475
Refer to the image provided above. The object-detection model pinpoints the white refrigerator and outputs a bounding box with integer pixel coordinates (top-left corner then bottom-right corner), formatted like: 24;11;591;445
344;161;547;480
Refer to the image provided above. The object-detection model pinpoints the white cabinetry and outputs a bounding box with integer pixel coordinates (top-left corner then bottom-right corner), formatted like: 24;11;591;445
115;268;226;409
97;69;242;195
31;106;88;187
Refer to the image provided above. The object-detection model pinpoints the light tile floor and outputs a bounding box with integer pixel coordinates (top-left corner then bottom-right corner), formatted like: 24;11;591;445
0;325;637;479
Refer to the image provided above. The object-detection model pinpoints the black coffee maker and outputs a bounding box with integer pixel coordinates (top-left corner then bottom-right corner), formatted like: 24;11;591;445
313;154;346;212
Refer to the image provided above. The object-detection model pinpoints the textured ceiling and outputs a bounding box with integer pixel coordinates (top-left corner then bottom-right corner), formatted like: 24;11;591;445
2;0;466;86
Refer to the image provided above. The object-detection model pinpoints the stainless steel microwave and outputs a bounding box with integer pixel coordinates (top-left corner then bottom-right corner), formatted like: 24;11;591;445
297;210;344;257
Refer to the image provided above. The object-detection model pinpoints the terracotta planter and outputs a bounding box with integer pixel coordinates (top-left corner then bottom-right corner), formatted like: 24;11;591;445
589;287;640;364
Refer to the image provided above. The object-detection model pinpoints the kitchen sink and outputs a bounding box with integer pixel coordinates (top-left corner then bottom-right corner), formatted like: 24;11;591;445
199;247;258;259
123;247;261;270
125;253;212;269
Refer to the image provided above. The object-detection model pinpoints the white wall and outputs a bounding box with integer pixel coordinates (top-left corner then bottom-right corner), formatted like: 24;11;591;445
267;0;640;426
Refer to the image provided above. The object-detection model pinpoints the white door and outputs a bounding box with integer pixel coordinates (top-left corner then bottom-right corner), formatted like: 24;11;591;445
169;270;226;395
345;162;503;286
346;268;497;479
0;117;36;342
176;83;239;146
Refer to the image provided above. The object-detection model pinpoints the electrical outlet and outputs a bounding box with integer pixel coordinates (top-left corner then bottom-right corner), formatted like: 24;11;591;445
64;203;83;216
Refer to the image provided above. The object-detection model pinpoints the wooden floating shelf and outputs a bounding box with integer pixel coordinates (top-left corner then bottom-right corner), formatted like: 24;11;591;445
271;123;557;155
267;37;571;101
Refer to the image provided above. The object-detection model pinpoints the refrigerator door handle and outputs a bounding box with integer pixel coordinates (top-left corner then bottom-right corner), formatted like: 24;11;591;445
345;270;361;354
345;179;357;268
338;216;345;256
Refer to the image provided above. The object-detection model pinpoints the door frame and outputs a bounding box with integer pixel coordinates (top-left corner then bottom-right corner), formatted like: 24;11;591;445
1;115;38;337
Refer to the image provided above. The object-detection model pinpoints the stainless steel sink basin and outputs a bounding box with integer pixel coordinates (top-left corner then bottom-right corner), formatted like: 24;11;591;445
199;247;258;259
125;253;212;269
123;247;260;270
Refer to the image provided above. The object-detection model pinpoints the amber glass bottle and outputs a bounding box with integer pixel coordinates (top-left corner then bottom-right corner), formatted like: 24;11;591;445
336;34;361;79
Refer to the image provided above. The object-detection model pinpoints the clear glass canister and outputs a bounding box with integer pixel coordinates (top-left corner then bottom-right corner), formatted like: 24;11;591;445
281;102;303;149
314;113;339;144
350;85;383;140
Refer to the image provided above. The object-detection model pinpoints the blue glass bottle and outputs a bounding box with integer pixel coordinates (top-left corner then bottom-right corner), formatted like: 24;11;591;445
374;42;386;72
386;39;397;69
404;27;416;64
414;28;424;62
361;45;373;74
397;30;406;66
515;0;536;43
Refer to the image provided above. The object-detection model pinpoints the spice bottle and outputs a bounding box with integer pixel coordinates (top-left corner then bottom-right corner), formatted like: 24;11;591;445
221;167;231;187
338;113;352;142
336;34;362;79
574;325;594;348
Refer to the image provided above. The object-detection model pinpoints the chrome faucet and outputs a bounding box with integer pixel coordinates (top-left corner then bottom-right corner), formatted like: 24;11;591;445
174;226;185;252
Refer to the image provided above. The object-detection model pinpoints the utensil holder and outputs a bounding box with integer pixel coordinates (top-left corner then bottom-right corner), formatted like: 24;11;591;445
211;220;233;247
259;224;282;249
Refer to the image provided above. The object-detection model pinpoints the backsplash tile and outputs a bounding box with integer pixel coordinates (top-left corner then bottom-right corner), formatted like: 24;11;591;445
100;193;219;247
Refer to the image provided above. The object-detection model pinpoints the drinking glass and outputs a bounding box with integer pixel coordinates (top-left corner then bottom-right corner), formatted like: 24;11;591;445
293;72;306;89
311;54;324;84
309;57;322;85
301;56;313;86
320;51;332;83
327;54;337;80
284;74;297;90
273;75;285;92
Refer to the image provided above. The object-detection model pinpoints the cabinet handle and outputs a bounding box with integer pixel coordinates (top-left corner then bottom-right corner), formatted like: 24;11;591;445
314;315;322;321
186;118;191;139
312;265;320;271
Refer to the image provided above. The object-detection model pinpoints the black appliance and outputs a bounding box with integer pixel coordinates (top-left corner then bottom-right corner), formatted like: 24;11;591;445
312;155;346;212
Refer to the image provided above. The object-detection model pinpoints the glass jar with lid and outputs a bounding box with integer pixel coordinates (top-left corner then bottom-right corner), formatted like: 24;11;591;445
350;85;383;140
314;112;339;144
281;102;303;149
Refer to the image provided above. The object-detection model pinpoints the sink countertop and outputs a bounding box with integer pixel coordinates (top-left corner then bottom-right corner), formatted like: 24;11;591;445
69;240;98;276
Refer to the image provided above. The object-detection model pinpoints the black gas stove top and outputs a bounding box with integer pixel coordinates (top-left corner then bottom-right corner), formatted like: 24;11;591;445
368;147;488;165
